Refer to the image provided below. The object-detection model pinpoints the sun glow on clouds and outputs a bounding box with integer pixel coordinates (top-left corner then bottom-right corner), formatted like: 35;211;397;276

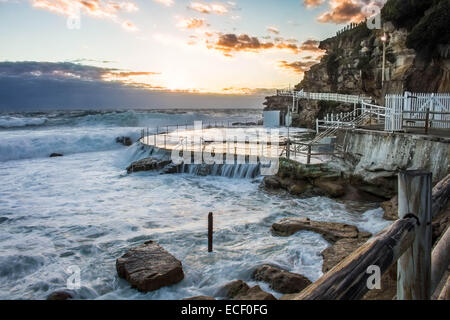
188;2;229;15
153;0;174;7
31;0;139;31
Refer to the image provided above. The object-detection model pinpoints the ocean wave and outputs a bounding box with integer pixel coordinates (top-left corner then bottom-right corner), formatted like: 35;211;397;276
0;116;48;128
0;128;141;162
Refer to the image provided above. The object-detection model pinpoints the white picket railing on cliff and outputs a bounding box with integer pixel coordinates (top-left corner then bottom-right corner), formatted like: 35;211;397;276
276;90;372;105
385;92;450;131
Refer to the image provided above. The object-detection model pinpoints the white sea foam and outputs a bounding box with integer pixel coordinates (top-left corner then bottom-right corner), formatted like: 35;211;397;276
0;110;390;300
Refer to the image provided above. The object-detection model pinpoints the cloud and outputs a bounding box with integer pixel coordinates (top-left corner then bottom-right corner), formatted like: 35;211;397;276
0;61;158;83
153;0;174;6
304;0;325;8
176;17;206;30
206;33;312;56
267;26;280;35
278;60;319;74
31;0;139;30
188;1;229;15
122;21;138;32
316;0;386;24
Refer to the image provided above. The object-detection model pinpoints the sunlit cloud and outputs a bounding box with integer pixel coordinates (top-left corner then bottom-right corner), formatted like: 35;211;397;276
278;59;319;75
176;17;206;30
267;26;279;35
303;0;325;9
31;0;139;30
153;0;174;7
317;0;387;24
188;1;229;15
205;33;314;56
122;20;138;31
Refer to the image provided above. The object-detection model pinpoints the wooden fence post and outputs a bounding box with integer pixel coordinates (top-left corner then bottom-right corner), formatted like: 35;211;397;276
208;212;213;253
397;170;432;300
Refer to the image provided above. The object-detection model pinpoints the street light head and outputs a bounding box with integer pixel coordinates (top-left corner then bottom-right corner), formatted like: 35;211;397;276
381;34;387;42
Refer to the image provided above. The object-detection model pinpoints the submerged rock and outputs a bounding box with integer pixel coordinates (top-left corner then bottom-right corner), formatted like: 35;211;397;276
271;217;365;243
252;264;311;294
116;240;184;292
116;136;133;146
126;158;172;174
49;153;63;158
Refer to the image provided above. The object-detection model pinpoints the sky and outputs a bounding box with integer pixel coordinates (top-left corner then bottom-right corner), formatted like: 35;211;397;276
0;0;385;109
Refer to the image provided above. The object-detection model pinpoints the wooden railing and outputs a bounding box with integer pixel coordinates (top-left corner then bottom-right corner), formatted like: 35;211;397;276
290;171;450;300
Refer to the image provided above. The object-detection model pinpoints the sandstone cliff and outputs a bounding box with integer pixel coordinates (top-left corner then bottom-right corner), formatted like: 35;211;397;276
264;0;450;129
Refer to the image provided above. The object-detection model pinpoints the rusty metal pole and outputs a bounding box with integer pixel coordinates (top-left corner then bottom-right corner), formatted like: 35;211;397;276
425;108;430;135
208;212;213;252
307;145;312;165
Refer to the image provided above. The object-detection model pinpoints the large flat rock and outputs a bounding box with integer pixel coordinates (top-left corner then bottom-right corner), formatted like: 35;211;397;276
271;217;363;243
116;240;184;292
252;264;311;294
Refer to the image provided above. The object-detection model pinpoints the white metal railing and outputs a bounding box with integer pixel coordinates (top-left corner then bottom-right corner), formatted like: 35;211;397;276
277;90;372;104
317;102;386;133
385;92;450;131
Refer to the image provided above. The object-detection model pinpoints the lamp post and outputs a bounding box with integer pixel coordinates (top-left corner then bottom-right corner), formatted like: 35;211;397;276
381;33;387;87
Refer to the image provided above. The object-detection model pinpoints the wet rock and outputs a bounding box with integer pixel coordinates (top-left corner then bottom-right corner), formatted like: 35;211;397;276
217;280;250;299
252;264;311;294
271;217;363;243
263;176;281;189
381;195;398;221
116;136;133;146
127;158;172;174
46;290;74;300
288;183;308;196
116;240;184;292
321;238;369;273
183;296;216;300
161;163;180;174
234;285;277;301
49;153;63;158
314;179;345;198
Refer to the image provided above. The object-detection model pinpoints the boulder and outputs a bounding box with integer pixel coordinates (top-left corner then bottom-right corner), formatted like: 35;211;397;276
234;285;276;301
183;296;216;300
49;153;63;158
252;264;311;294
271;217;362;243
127;158;172;174
116;136;133;146
217;280;250;299
46;290;74;300
288;183;308;196
321;238;369;273
116;240;184;292
314;179;345;198
381;196;398;221
263;176;281;189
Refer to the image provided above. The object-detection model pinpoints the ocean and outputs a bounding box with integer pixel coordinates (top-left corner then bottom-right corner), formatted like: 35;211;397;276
0;109;390;299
